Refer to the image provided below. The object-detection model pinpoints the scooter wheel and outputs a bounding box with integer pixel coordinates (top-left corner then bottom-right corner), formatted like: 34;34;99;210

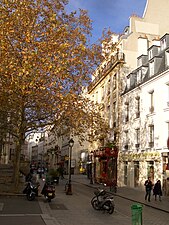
103;201;114;214
91;200;100;210
47;198;52;202
27;193;35;201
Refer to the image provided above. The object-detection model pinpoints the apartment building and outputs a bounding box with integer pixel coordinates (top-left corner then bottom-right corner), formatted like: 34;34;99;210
87;0;169;186
120;33;169;194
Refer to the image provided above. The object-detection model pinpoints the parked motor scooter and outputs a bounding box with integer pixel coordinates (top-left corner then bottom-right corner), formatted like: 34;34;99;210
23;180;39;201
91;184;115;214
41;181;55;202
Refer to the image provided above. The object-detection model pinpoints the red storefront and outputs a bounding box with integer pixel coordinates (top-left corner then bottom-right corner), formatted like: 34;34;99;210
93;146;118;187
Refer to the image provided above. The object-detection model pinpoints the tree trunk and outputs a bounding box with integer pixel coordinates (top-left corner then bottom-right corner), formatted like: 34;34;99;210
13;142;21;191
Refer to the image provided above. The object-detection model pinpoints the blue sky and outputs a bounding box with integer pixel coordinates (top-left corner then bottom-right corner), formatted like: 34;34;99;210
66;0;147;43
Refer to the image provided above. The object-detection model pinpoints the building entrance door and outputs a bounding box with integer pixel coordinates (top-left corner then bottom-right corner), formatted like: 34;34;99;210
124;161;128;185
134;161;139;187
147;161;154;182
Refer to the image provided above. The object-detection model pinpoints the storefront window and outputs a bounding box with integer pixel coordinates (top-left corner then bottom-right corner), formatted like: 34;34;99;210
147;161;154;182
124;161;128;185
134;161;139;187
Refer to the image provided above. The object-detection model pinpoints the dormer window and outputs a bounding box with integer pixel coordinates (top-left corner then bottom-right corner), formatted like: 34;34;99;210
161;38;167;51
149;60;154;77
126;75;130;89
149;49;153;60
165;50;169;67
137;69;142;84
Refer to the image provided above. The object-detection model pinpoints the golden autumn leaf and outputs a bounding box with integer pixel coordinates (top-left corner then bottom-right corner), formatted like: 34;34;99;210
0;0;112;189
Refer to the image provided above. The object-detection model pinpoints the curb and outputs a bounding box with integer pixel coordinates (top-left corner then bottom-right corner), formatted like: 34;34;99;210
73;180;169;214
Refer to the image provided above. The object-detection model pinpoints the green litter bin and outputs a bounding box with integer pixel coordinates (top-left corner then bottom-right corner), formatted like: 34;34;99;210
131;204;143;225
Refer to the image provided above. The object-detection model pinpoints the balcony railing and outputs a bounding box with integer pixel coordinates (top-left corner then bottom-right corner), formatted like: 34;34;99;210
88;51;125;92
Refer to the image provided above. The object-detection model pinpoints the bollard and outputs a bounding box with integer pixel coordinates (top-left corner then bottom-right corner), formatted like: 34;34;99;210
131;203;143;225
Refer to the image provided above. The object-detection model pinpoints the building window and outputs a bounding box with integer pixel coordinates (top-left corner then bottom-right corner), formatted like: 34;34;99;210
125;102;129;122
167;121;169;149
107;105;110;121
95;91;98;103
148;124;154;148
107;79;111;96
135;96;140;118
124;162;128;185
147;161;154;182
124;130;129;150
114;133;117;142
113;74;117;90
101;85;104;101
167;83;169;107
113;101;116;127
149;90;154;113
135;128;140;149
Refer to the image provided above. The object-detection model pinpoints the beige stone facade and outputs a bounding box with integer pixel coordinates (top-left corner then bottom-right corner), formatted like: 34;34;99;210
87;0;169;191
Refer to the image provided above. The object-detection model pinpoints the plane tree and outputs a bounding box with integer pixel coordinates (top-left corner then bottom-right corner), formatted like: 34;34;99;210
0;0;112;189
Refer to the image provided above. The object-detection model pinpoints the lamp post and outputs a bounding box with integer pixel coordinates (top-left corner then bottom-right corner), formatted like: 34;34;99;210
66;138;74;195
90;151;94;184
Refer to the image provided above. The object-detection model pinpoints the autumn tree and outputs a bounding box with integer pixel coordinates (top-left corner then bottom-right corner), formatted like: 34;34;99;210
0;0;112;189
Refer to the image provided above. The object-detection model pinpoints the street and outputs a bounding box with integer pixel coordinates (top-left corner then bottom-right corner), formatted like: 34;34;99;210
0;178;169;225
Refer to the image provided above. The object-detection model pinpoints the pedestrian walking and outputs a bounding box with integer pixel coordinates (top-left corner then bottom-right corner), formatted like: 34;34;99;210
144;177;153;202
153;180;162;201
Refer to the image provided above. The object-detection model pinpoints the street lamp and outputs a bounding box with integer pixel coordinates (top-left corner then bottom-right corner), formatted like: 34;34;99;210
66;138;74;195
90;151;94;184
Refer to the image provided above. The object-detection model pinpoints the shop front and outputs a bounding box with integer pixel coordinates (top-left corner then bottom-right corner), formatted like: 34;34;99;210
93;146;118;187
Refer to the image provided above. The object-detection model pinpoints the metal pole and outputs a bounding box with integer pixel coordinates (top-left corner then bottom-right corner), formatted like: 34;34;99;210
90;152;93;184
66;145;72;195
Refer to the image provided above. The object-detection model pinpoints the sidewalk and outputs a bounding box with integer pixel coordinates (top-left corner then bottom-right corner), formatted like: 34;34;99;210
71;174;169;214
1;173;169;214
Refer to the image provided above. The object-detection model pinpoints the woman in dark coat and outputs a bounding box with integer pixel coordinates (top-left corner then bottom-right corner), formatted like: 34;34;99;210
153;180;162;201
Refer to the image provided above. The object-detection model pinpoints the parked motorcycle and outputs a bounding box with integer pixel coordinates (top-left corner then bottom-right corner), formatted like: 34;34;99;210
91;185;115;214
23;180;39;201
41;182;55;202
